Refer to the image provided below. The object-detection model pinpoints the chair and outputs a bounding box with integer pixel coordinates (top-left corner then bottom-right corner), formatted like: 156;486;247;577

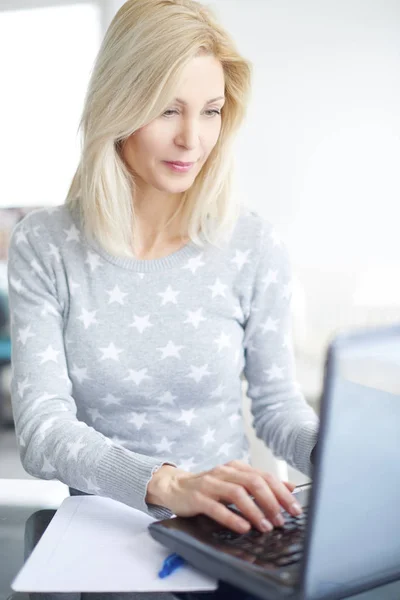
0;291;12;428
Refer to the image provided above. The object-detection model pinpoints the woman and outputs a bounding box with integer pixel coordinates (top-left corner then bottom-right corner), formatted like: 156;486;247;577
8;1;318;598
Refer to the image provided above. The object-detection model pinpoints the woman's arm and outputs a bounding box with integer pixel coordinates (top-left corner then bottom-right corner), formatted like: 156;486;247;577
7;214;174;519
243;220;319;477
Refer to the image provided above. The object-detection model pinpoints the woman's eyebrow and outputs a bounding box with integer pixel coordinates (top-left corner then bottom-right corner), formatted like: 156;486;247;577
174;96;225;105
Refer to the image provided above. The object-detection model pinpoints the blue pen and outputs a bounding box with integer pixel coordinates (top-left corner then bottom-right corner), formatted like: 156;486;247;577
158;552;186;578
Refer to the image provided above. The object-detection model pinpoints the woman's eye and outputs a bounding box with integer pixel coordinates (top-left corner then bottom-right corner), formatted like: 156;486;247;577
162;109;221;118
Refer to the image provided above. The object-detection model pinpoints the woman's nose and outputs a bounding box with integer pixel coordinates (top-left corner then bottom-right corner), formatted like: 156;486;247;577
176;121;199;149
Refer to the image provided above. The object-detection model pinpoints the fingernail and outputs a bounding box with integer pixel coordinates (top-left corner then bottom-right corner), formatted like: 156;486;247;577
260;519;273;532
291;502;303;515
272;513;285;527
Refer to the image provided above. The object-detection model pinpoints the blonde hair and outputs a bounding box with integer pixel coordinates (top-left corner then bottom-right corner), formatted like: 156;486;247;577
65;0;253;257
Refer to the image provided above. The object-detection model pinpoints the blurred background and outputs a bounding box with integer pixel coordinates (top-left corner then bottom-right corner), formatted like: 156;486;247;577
0;0;399;489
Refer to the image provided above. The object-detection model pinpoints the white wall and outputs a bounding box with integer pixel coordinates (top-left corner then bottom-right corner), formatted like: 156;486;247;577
207;0;400;269
0;1;102;207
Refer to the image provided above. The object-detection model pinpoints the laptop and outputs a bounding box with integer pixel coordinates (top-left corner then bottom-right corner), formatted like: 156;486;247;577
149;323;400;600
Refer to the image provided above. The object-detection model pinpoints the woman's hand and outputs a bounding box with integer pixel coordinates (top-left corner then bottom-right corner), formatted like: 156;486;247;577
146;460;301;534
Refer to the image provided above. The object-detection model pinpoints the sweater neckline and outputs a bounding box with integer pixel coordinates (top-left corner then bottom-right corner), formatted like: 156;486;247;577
89;235;207;273
66;204;210;272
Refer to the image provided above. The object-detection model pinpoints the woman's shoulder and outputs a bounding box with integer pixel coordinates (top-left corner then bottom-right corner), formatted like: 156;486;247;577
11;204;76;244
233;204;277;249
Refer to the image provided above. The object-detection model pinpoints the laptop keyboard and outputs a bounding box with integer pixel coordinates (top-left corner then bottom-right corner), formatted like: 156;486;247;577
211;506;308;568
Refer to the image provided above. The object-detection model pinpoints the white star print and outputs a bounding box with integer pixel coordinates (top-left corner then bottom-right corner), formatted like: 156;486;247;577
78;308;98;329
69;278;80;294
178;457;196;471
154;437;175;453
265;364;284;381
32;225;41;237
184;308;206;329
87;408;102;422
128;412;149;430
37;417;58;442
129;315;154;333
282;282;293;300
41;456;57;476
31;259;44;275
85;251;102;273
158;285;180;305
208;278;228;298
214;332;231;352
202;427;216;446
17;377;31;398
217;442;233;456
71;364;90;384
37;345;60;365
217;401;227;412
48;243;61;263
210;384;225;398
231;249;251;271
17;325;36;345
40;301;58;317
64;224;80;242
157;391;177;406
15;229;27;244
178;408;197;426
157;340;184;359
262;269;278;291
10;277;24;293
283;333;291;348
30;392;55;412
107;285;128;305
100;393;122;406
183;253;205;274
124;368;151;385
261;316;279;334
187;364;211;383
229;413;241;426
99;342;123;361
67;438;86;460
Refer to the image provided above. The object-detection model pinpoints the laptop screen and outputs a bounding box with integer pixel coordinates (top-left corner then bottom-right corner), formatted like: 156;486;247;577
301;325;400;600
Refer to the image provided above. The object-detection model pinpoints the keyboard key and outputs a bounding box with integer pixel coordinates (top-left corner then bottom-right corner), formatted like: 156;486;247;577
274;552;303;566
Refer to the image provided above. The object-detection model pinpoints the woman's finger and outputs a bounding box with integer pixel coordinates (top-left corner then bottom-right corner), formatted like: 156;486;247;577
209;466;283;526
223;460;302;517
199;475;274;533
197;491;254;534
282;481;297;493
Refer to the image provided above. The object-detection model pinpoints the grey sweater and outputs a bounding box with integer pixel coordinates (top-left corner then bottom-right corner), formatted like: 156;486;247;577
7;205;319;520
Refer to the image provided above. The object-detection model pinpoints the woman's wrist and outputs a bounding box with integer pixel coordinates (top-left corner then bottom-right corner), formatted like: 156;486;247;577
146;464;180;506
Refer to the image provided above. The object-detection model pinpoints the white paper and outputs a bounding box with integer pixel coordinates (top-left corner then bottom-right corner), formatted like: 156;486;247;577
11;495;218;593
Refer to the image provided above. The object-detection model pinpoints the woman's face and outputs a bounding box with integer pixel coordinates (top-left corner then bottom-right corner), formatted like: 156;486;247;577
120;54;225;197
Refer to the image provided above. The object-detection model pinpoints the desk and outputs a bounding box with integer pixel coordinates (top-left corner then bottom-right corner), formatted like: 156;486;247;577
1;479;400;600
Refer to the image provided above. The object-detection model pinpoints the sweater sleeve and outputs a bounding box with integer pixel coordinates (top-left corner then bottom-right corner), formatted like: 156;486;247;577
243;221;319;478
7;218;174;519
